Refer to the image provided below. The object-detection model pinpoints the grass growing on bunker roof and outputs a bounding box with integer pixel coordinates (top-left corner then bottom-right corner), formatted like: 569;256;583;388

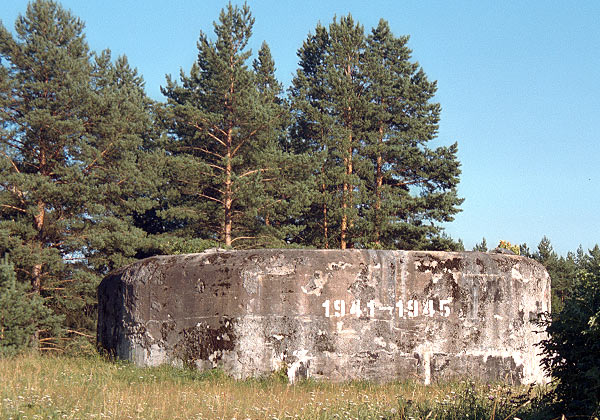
1;353;550;420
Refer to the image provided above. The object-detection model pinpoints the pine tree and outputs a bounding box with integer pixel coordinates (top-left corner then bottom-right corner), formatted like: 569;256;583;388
249;42;313;246
289;23;334;248
81;51;163;272
473;237;488;252
290;17;462;249
581;244;600;277
325;15;370;250
0;0;92;299
161;3;303;248
0;0;159;346
362;20;462;249
290;16;370;249
534;236;577;313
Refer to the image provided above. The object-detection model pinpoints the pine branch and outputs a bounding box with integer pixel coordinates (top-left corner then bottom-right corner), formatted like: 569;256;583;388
230;115;282;157
256;198;285;211
195;170;220;179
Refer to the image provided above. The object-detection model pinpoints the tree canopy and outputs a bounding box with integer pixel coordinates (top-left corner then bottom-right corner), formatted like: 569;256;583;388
1;0;465;352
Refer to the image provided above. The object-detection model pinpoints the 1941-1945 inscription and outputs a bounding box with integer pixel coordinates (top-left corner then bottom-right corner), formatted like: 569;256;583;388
321;298;452;318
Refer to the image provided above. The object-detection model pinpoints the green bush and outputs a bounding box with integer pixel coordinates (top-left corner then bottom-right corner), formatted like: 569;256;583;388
539;271;600;417
498;240;521;255
0;255;63;355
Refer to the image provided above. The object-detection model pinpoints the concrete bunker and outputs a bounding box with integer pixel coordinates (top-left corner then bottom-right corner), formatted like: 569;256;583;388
97;249;550;384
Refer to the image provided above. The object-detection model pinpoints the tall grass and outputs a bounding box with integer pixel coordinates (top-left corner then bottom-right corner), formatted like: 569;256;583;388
0;353;548;420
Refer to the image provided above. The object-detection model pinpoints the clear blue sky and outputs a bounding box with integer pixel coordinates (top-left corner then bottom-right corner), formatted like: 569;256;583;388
3;1;599;255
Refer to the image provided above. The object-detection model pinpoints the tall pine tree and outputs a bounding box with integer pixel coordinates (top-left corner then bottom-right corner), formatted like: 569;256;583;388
249;42;313;246
289;23;334;248
363;20;462;249
290;16;370;249
161;3;305;248
290;17;462;249
0;0;159;347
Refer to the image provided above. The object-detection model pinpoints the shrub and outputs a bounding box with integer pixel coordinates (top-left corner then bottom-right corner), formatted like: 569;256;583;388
158;237;222;255
0;255;63;355
539;270;600;417
498;240;521;255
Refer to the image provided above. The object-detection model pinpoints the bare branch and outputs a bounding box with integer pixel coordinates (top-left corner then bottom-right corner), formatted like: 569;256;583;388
197;193;225;205
83;142;114;175
0;150;21;173
188;121;227;148
67;329;95;338
238;167;279;178
207;163;225;172
389;179;424;187
192;115;229;138
0;204;27;213
230;236;258;243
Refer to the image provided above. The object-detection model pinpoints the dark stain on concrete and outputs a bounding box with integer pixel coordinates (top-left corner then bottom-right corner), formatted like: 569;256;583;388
174;318;235;368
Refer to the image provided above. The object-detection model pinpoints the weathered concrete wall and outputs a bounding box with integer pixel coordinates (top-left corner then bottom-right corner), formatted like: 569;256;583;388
97;249;550;384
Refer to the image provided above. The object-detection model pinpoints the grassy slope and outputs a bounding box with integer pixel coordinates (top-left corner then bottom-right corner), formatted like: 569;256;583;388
0;353;548;420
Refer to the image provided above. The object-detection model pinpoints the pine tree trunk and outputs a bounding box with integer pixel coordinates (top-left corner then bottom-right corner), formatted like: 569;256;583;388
32;199;45;347
375;123;384;246
340;63;355;250
347;145;353;233
32;202;45;294
341;177;348;250
322;180;329;249
224;128;233;247
33;148;47;294
224;55;235;248
341;132;353;250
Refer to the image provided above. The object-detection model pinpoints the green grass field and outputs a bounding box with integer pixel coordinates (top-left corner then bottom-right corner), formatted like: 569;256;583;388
0;353;549;420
